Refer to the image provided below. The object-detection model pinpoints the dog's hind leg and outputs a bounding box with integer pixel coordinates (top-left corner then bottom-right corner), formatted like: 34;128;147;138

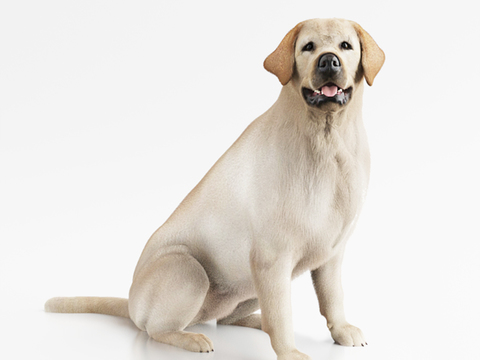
128;250;213;352
217;298;262;330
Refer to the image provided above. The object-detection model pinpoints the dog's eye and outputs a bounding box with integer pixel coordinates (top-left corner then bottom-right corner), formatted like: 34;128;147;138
341;41;353;50
302;42;315;52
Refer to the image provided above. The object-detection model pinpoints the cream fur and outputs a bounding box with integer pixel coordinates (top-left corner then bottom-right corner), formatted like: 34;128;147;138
45;18;384;360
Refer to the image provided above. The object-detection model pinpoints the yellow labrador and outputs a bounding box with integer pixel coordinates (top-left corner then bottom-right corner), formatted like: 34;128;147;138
46;18;384;360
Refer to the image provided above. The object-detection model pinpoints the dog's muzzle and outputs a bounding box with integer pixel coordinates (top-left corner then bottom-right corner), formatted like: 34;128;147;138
302;53;352;108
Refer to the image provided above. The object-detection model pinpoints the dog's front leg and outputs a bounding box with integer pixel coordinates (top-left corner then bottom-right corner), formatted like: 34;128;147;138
252;254;311;360
311;248;367;347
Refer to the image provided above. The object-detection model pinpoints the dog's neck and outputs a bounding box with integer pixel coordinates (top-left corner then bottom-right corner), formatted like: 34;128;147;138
266;82;367;162
272;82;364;139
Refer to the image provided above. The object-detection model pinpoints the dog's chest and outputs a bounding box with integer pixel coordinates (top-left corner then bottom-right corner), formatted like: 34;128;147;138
285;141;367;268
301;153;361;225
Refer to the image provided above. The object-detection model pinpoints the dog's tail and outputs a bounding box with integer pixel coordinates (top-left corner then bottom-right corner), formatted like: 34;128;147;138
44;296;130;318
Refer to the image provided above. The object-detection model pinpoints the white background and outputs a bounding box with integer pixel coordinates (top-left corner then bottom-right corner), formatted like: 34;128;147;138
1;1;479;359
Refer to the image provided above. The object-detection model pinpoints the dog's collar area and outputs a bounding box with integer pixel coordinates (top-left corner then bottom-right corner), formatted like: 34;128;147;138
302;84;352;107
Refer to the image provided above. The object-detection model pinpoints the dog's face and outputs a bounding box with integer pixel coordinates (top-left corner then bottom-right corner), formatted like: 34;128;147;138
295;20;362;109
264;19;385;112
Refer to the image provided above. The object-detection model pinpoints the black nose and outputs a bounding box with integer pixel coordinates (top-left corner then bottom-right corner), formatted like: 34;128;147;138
318;53;341;73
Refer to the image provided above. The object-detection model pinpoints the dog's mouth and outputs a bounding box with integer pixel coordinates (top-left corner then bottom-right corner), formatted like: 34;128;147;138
302;83;352;107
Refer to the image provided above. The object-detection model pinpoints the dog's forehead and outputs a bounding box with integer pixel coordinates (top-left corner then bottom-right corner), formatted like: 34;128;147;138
299;19;357;42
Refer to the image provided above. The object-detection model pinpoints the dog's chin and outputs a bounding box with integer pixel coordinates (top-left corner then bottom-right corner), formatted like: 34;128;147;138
302;84;352;109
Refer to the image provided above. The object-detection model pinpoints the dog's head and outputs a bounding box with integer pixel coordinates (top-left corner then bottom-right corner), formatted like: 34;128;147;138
264;19;384;111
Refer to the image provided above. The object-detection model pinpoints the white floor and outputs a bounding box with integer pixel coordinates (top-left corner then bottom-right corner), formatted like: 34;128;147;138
4;265;479;360
6;300;480;360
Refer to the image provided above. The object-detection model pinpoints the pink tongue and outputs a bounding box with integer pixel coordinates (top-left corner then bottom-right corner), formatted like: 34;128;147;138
321;85;338;97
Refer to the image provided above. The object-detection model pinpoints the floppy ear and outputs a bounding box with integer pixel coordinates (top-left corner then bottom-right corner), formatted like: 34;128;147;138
264;22;304;86
351;22;385;86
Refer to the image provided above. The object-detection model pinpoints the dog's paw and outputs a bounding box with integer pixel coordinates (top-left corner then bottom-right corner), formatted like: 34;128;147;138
278;349;312;360
151;331;214;353
330;323;367;347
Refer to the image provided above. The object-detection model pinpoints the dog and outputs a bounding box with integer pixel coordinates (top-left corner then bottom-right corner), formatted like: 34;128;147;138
45;18;384;360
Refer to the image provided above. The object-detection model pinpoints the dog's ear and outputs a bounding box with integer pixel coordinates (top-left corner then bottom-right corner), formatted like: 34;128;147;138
264;22;304;86
351;22;385;86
